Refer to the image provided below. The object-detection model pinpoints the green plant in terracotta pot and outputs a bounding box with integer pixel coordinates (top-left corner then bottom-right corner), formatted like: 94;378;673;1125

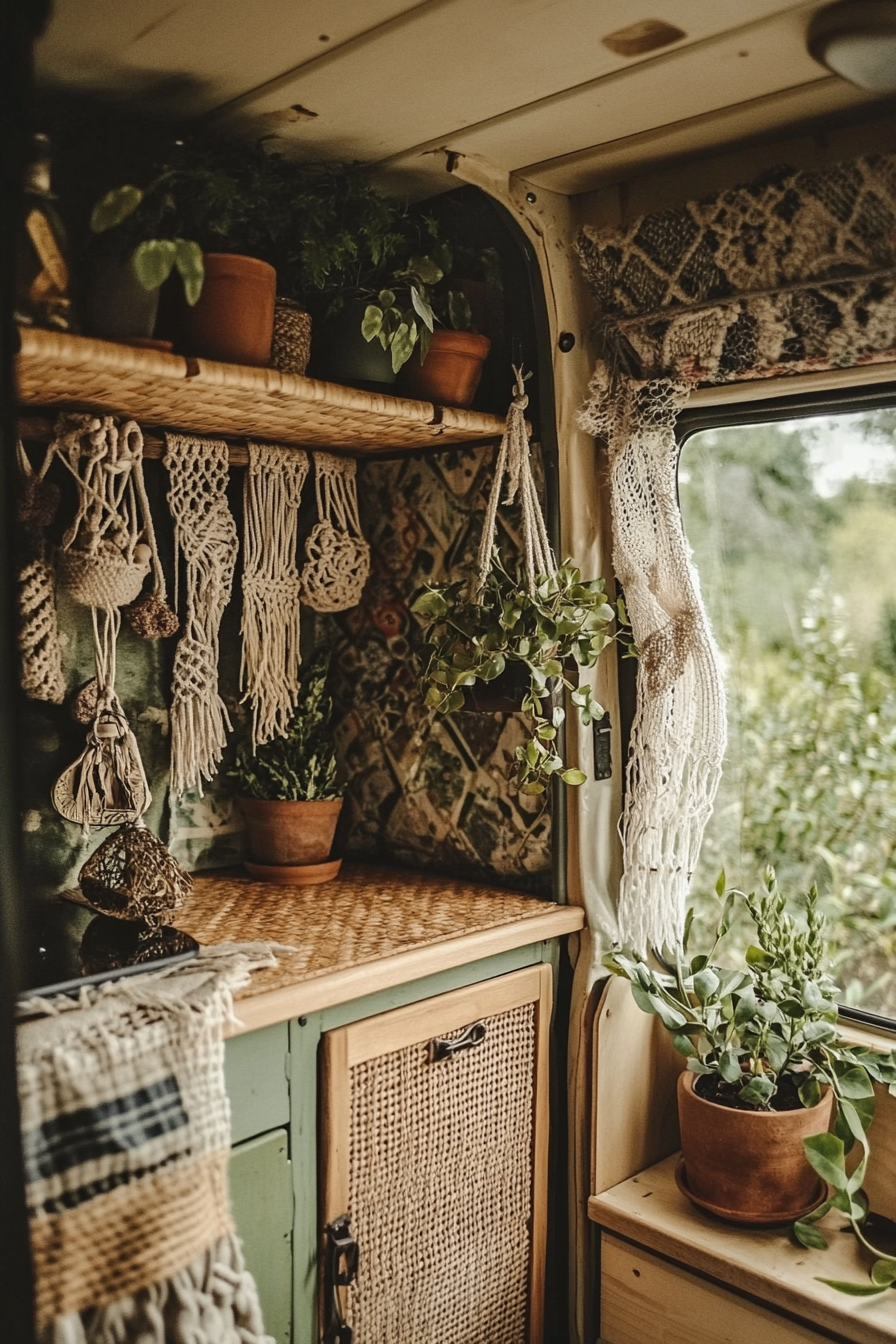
604;870;896;1276
229;652;344;883
412;551;630;796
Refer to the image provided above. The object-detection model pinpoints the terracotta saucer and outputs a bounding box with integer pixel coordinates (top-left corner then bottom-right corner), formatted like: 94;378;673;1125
674;1157;827;1226
119;337;174;352
244;857;342;886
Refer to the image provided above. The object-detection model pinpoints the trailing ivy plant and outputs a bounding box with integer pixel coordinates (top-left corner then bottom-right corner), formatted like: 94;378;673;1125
603;870;896;1295
228;652;342;802
411;551;630;794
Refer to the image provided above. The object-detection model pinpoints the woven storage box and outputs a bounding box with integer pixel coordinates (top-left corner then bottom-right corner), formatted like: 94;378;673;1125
322;965;551;1344
269;299;312;375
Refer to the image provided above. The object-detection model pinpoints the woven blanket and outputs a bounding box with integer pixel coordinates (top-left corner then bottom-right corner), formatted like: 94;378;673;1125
18;944;280;1343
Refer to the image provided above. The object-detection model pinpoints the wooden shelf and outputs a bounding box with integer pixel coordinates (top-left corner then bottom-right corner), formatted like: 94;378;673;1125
590;1154;896;1344
176;862;583;1033
15;327;510;457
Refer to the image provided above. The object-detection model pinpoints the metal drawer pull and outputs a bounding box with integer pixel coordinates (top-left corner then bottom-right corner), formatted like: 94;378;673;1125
429;1020;487;1062
324;1214;358;1344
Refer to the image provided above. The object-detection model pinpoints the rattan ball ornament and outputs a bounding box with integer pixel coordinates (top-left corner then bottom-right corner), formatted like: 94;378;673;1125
70;677;99;724
124;591;180;639
79;819;193;928
270;298;312;375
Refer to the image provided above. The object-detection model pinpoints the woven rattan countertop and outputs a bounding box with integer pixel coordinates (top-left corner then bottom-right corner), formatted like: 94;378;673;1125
15;328;510;455
178;863;583;1032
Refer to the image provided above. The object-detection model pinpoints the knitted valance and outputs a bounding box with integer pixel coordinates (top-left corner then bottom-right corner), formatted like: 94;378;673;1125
576;153;896;952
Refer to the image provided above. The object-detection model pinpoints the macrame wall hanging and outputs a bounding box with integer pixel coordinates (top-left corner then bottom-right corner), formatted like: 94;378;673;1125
16;440;65;704
241;441;310;750
476;366;554;594
301;451;370;612
165;434;239;797
47;415;162;831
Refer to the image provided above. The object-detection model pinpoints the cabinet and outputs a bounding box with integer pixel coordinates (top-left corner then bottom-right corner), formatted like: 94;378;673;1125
224;937;560;1344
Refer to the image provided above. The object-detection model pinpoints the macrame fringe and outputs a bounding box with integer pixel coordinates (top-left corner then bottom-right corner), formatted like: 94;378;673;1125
580;365;727;951
301;452;370;612
165;435;239;797
241;442;309;749
39;1230;274;1344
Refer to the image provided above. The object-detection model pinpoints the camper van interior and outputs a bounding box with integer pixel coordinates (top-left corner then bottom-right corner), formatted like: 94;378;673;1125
4;1;896;1341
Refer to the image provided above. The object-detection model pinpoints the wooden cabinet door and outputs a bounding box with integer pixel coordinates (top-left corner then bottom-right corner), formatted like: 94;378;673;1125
230;1128;293;1344
321;964;552;1344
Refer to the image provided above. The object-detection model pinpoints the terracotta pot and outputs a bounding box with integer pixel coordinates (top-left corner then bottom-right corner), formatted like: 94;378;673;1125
239;797;343;866
395;329;491;408
183;253;276;366
677;1070;834;1223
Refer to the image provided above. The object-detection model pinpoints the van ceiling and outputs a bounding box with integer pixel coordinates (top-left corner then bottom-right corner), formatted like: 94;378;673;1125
35;0;887;196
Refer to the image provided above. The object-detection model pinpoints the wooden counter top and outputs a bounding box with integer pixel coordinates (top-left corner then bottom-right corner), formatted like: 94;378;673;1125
178;863;583;1033
590;1154;896;1343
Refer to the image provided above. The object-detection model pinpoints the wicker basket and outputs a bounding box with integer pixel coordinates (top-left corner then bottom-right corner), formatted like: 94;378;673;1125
57;545;150;608
270;298;312;375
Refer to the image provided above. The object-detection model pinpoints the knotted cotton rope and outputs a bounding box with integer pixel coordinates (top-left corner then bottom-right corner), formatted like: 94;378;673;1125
16;441;65;704
301;452;370;612
165;435;239;797
241;442;309;749
476;365;555;593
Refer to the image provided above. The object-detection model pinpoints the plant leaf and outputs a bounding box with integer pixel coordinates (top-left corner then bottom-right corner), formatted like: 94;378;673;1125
90;184;143;233
793;1218;830;1250
174;239;204;305
361;304;383;341
802;1132;849;1191
560;768;587;786
131;239;177;291
871;1260;896;1287
816;1280;889;1296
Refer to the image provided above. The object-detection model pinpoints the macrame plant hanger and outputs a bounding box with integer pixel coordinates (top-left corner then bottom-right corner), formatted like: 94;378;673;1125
301;451;371;612
49;415;156;831
476;365;555;594
241;441;310;750
165;434;239;797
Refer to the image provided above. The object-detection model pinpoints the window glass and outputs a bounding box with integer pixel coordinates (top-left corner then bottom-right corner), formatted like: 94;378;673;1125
679;407;896;1016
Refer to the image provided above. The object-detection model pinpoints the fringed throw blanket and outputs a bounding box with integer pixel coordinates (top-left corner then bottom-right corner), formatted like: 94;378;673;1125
18;945;279;1343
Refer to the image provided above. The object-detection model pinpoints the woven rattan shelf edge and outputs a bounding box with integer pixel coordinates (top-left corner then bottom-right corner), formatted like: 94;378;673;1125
15;327;511;455
227;905;582;1035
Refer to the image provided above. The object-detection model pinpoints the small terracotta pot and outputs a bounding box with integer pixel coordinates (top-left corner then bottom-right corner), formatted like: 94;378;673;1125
183;253;276;366
239;797;343;866
395;329;491;408
677;1070;834;1223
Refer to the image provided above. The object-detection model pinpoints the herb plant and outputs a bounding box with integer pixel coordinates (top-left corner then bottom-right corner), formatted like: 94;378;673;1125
411;552;628;794
229;653;342;802
604;870;896;1295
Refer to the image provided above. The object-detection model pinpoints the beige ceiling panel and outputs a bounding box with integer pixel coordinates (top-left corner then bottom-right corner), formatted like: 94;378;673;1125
412;6;831;172
34;0;427;111
220;0;811;160
520;79;878;194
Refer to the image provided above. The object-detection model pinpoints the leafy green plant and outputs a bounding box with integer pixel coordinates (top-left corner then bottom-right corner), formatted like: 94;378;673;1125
604;870;896;1295
411;551;629;794
228;653;342;802
90;177;205;304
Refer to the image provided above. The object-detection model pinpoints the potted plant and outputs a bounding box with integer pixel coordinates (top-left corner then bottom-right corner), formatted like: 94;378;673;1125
229;653;345;883
411;551;630;795
604;870;896;1238
84;177;205;345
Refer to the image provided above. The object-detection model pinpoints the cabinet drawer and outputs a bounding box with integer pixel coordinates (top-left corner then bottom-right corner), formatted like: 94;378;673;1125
230;1129;292;1344
225;1021;289;1143
321;964;552;1344
601;1234;828;1344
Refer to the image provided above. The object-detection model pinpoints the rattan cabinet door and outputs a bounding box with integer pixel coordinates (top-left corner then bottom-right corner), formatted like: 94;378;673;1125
321;964;552;1344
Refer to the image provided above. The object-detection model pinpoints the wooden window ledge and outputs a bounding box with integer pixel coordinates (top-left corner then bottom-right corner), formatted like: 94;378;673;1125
589;1154;896;1344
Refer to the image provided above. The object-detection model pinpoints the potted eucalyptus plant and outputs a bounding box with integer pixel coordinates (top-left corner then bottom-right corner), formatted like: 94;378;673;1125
604;869;896;1281
412;551;630;795
229;653;344;883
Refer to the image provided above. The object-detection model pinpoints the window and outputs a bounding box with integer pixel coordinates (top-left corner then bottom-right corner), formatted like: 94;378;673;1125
678;397;896;1020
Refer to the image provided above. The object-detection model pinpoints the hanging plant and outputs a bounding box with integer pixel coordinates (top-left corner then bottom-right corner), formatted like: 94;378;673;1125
412;365;634;795
413;553;630;793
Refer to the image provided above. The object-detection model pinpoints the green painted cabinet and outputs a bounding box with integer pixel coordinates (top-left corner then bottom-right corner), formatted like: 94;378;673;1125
229;1128;293;1344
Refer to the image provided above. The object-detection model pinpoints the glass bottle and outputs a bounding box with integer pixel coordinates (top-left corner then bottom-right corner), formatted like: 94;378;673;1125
15;133;76;332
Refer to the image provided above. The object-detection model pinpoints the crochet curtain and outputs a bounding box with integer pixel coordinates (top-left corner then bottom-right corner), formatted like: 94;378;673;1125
576;153;896;950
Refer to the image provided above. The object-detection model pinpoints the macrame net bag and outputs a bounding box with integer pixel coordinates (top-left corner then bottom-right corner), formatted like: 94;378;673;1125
79;818;193;927
301;451;370;612
16;440;65;704
241;441;309;749
165;434;239;797
476;366;555;596
579;364;727;952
